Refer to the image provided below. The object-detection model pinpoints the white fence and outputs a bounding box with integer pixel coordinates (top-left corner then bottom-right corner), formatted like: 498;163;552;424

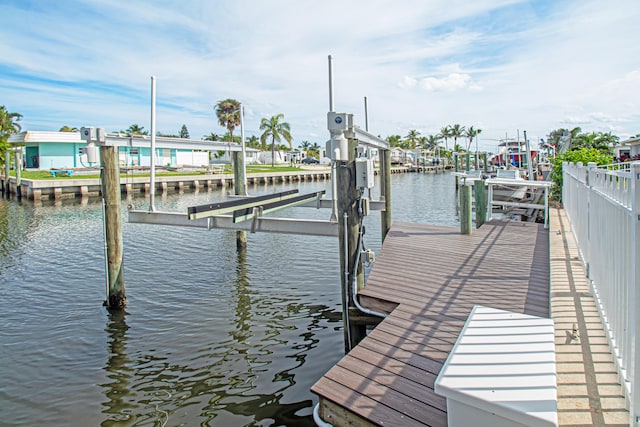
563;161;640;423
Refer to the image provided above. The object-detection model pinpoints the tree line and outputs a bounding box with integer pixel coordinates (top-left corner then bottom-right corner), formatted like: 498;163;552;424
385;124;482;158
2;103;638;169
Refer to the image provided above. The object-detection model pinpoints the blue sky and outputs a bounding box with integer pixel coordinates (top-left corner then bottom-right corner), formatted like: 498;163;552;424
2;0;639;152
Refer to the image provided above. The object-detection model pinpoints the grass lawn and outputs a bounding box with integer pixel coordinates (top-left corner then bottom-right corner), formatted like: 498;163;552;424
8;164;318;180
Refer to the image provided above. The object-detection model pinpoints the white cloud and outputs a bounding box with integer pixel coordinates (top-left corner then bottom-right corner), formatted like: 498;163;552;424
399;76;418;89
419;73;472;91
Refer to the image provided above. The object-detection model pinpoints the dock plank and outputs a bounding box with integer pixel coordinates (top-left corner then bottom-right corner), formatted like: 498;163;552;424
311;220;550;426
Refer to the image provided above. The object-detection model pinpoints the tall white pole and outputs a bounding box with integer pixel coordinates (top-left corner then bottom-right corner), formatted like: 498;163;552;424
150;76;157;212
524;130;533;181
328;54;337;222
240;103;248;195
364;96;369;132
328;55;335;112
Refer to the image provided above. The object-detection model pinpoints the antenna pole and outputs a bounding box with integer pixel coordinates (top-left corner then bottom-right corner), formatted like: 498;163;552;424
150;76;157;212
328;55;335;112
364;96;369;132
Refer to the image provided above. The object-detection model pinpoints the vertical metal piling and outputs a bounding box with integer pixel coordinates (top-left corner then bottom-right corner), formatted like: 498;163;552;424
100;145;126;309
380;149;392;242
337;137;366;351
233;151;247;249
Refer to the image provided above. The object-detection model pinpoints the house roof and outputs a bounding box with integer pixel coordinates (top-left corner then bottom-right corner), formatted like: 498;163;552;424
621;136;640;146
8;131;259;152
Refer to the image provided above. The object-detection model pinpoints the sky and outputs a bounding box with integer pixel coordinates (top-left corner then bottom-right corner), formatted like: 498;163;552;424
1;0;639;153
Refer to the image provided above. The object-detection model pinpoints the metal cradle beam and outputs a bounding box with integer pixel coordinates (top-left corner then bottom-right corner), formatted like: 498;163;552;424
129;210;338;237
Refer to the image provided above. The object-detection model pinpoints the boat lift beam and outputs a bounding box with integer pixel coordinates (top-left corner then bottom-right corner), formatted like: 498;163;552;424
232;191;326;223
223;194;387;212
128;210;338;237
187;189;299;220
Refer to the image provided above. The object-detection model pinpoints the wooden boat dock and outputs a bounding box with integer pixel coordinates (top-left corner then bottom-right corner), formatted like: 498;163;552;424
312;210;629;426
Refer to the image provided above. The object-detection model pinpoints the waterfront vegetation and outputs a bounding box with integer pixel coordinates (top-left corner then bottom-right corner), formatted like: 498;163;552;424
0;105;23;163
3;104;639;194
547;127;621;201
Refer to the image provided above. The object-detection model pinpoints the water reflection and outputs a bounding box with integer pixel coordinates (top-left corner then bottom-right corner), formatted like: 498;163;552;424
98;242;338;426
101;310;139;425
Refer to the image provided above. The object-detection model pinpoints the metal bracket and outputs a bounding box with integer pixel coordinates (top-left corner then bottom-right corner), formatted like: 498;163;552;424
250;206;263;233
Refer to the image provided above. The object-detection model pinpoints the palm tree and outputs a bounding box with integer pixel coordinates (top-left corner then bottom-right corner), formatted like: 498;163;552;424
439;126;452;153
214;99;241;143
259;113;292;167
424;134;441;153
247;135;260;149
299;140;311;152
405;129;421;149
0;106;23;162
450;124;466;152
126;124;148;135
309;142;321;158
386;135;402;147
463;126;482;170
202;132;220;141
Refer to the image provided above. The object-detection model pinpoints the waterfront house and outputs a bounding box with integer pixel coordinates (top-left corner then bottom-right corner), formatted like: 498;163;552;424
619;135;640;159
8;131;259;170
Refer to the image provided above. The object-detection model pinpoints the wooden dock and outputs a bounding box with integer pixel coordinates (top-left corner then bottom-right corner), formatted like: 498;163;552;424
312;213;630;426
312;220;550;426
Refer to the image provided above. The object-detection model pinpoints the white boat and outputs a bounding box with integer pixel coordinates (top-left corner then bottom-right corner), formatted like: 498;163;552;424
490;168;528;201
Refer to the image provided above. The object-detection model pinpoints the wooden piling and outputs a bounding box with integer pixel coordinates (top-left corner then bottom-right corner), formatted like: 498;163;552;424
232;151;247;249
380;149;392;242
3;149;10;194
474;179;487;229
100;145;126;309
337;137;367;352
15;149;22;199
460;184;472;235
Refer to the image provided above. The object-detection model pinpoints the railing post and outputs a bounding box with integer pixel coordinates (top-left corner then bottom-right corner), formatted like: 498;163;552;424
585;162;597;278
632;163;640;426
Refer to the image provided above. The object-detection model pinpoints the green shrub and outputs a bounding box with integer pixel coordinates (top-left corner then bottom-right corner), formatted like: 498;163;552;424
549;148;613;201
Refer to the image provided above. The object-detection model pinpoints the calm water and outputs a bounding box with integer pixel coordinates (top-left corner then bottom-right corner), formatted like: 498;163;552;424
0;172;458;426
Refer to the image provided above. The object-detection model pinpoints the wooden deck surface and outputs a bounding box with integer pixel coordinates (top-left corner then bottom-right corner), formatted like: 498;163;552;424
311;220;550;426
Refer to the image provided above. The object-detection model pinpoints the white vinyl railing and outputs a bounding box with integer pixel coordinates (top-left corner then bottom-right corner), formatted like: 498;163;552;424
563;161;640;425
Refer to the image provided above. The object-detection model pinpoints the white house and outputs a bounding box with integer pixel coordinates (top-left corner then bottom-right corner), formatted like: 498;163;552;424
619;136;640;159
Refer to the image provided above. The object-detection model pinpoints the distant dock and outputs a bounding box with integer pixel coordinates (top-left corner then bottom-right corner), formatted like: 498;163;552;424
0;166;418;201
2;169;331;201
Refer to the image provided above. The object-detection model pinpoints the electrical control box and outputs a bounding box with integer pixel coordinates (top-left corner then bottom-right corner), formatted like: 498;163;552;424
355;158;374;188
80;127;95;141
327;112;352;131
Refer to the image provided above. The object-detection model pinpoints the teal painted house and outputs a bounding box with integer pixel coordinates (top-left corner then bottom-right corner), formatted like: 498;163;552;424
8;131;257;170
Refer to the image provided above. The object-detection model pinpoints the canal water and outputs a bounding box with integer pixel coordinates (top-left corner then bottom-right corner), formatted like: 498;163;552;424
0;172;458;426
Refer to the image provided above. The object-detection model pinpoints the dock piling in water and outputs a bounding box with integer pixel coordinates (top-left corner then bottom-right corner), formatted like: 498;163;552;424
100;144;126;309
3;149;10;194
233;151;247;249
337;136;367;351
